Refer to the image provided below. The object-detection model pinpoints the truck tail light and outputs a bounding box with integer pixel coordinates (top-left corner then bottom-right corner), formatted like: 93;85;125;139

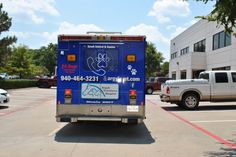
64;89;72;104
65;89;72;95
166;86;170;94
129;90;137;105
129;90;136;95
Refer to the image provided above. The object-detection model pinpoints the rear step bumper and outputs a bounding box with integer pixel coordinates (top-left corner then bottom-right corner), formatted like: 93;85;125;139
56;116;143;123
56;104;145;123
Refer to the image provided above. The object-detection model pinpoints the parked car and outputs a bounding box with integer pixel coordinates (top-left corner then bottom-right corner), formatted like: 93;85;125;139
0;89;10;103
0;73;9;79
145;77;171;94
9;75;20;79
160;71;236;110
37;75;57;88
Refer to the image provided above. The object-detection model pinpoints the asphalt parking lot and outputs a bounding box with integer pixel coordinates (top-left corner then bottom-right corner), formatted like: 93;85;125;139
0;88;235;157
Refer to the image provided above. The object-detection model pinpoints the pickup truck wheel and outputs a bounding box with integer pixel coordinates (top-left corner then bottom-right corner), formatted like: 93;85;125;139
182;94;199;110
146;88;153;94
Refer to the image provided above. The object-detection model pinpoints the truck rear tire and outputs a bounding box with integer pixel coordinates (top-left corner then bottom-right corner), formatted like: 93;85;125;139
146;88;153;94
182;93;199;110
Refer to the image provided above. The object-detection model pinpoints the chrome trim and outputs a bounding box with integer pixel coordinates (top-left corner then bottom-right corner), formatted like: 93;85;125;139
160;94;170;102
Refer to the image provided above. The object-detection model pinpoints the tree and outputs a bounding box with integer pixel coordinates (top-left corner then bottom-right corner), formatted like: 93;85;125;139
10;45;30;78
196;0;236;36
160;61;169;77
33;43;57;76
146;42;164;77
0;3;17;67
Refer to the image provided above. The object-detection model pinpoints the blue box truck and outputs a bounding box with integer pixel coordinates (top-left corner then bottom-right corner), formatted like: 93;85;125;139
56;34;146;124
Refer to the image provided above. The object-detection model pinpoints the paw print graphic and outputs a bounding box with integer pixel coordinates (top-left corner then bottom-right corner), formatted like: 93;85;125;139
131;69;137;75
127;65;132;70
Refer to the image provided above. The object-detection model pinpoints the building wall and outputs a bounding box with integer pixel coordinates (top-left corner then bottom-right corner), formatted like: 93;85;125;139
169;19;236;79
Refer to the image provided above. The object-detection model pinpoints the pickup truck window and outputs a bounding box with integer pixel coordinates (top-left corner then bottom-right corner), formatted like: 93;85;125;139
199;73;209;80
215;72;228;83
150;77;155;82
232;73;236;82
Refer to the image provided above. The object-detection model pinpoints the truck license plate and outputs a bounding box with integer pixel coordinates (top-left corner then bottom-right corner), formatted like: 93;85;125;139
127;106;139;112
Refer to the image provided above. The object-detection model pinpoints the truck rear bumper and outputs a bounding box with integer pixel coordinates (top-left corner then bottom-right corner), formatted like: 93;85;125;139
56;104;145;123
160;94;170;102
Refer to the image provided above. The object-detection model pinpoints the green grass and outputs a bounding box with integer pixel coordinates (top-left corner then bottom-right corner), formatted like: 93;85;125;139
0;79;37;89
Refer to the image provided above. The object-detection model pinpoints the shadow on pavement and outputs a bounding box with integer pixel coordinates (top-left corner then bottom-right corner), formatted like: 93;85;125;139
0;105;9;110
205;137;236;157
205;148;236;157
162;105;236;112
55;121;155;144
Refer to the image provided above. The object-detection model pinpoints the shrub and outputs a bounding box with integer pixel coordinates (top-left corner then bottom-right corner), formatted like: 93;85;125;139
0;79;37;89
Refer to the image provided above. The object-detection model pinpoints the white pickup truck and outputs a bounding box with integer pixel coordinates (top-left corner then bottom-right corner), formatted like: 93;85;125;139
160;71;236;110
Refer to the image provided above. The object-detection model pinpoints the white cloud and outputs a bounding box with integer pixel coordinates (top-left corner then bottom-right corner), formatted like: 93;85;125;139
41;22;104;44
148;0;190;23
11;23;171;49
166;25;177;30
0;0;59;24
8;31;33;39
8;22;104;46
169;19;198;39
170;26;187;39
185;19;198;27
125;23;169;45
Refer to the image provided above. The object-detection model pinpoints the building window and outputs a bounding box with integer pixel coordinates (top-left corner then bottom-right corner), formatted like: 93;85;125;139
172;72;176;79
215;72;228;83
199;73;209;81
194;39;206;52
193;70;205;79
171;52;178;59
232;73;236;83
213;31;231;50
181;70;186;79
225;33;231;46
180;47;189;56
212;66;231;71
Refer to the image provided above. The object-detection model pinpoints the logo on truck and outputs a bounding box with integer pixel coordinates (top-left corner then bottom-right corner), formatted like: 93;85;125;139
87;53;110;76
82;84;106;98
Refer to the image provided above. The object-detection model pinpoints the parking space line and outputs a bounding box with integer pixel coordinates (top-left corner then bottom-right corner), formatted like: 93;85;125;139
0;107;29;117
0;97;55;118
191;120;236;123
172;110;236;113
0;113;6;115
147;99;236;149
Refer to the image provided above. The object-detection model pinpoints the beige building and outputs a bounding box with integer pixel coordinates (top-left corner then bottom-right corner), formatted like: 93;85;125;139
169;19;236;79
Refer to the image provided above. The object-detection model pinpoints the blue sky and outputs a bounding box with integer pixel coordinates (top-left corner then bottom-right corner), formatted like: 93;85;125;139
0;0;215;60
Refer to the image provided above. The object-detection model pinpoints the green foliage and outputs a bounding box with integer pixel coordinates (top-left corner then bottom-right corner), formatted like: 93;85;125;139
0;3;17;66
160;62;169;77
33;43;57;75
0;79;37;89
196;0;236;36
10;45;31;78
29;64;48;77
146;42;164;77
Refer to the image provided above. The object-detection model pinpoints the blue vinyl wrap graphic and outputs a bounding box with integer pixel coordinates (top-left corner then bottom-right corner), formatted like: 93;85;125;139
57;39;146;106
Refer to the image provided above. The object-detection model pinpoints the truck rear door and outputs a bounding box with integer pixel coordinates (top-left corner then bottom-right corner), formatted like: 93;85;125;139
211;72;231;100
79;43;121;105
78;41;145;107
